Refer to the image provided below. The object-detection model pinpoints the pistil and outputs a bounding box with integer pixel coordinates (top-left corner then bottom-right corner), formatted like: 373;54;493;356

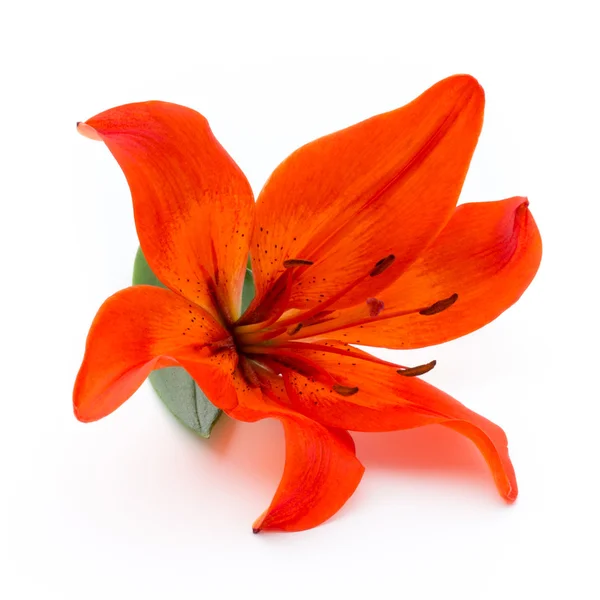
278;293;459;340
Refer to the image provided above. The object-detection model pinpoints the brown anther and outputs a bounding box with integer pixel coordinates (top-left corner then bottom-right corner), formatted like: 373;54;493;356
369;254;395;277
288;323;304;336
419;293;458;316
283;259;314;268
366;297;385;317
333;383;359;396
397;360;437;377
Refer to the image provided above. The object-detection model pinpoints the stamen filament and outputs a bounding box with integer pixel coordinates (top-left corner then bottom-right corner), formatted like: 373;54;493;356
208;336;236;352
272;341;407;369
235;270;294;332
253;369;290;405
278;306;426;339
197;263;233;327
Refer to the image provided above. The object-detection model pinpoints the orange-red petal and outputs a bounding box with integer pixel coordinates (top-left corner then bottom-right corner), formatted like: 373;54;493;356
73;286;228;422
278;344;517;501
310;197;542;348
229;386;365;533
79;102;255;321
249;75;484;314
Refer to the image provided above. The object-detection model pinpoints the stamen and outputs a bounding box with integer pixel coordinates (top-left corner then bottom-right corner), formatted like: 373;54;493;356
284;292;459;340
301;310;338;328
366;297;385;317
397;360;437;377
250;349;338;386
271;275;368;329
257;255;396;334
252;366;291;406
283;259;314;268
419;293;458;316
333;384;359;396
369;254;395;277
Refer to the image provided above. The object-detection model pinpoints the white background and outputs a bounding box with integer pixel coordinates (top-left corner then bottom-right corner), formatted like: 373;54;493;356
2;1;599;599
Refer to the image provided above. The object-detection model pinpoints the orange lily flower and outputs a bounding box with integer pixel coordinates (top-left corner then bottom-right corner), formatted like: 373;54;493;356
74;75;542;533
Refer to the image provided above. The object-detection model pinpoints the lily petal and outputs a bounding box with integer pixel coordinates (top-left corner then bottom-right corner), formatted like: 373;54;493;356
73;286;228;422
230;380;364;532
311;197;542;348
79;102;255;321
278;344;517;502
249;75;484;313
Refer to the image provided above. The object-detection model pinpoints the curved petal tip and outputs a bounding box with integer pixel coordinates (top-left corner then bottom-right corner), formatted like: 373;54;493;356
445;73;485;104
505;483;518;504
76;121;103;141
252;508;268;533
516;197;530;216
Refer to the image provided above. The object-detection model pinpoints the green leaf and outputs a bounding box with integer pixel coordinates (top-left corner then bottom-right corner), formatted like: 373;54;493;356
132;246;166;289
148;368;221;438
132;247;255;437
242;266;255;314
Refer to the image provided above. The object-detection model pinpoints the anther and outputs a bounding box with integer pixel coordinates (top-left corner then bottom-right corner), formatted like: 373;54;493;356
419;293;458;316
333;384;359;396
366;297;385;317
288;323;304;336
397;360;437;377
283;259;314;268
369;254;395;277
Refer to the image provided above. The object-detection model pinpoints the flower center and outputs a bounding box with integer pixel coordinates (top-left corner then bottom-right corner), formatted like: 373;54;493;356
218;256;456;394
